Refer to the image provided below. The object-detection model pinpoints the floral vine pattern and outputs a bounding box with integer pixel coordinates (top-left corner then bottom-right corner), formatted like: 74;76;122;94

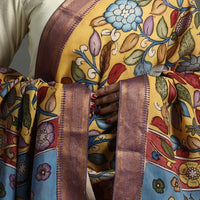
0;0;200;199
0;67;58;199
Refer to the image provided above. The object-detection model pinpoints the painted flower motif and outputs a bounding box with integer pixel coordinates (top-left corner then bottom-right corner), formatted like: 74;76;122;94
9;174;16;189
176;55;200;72
0;182;6;197
179;161;200;187
152;178;165;193
35;122;55;151
134;61;152;76
103;0;143;32
171;177;181;192
36;163;51;181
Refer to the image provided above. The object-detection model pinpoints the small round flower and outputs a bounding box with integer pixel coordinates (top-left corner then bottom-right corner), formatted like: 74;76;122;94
152;178;165;193
9;174;16;189
171;177;180;192
36;163;51;181
104;0;143;32
179;161;200;187
35;122;55;151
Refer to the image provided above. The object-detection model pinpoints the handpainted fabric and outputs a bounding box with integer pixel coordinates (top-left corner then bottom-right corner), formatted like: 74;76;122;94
0;68;91;199
1;0;200;199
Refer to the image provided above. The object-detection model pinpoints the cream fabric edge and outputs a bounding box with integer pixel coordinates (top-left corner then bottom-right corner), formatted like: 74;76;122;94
24;0;64;77
87;173;96;200
0;0;64;77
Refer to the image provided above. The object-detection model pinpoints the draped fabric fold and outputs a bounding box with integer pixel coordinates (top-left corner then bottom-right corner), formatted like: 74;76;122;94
0;69;90;199
1;0;200;199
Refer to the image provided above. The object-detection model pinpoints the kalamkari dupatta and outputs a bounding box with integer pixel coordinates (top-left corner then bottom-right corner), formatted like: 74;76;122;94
34;0;200;200
0;68;90;199
35;0;148;198
1;0;200;200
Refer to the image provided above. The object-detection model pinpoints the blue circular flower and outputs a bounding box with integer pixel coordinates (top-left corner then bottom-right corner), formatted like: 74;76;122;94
104;0;143;32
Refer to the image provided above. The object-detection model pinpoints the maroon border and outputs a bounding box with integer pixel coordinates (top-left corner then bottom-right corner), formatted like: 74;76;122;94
113;76;149;199
35;0;101;82
57;84;90;199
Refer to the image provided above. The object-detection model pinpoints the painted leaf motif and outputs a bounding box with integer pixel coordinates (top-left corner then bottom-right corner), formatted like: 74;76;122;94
89;30;101;56
90;16;107;27
150;65;165;77
6;87;16;108
38;86;48;104
0;85;8;98
120;33;139;53
168;81;177;104
160;138;174;159
182;73;200;89
175;83;192;107
170;135;180;151
156;77;168;101
179;101;190;117
45;92;56;112
143;16;154;36
7;115;13;129
96;119;112;130
23;93;31;130
179;30;195;57
134;61;152;76
194;90;200;108
171;103;182;131
166;72;186;84
194;12;200;29
151;116;168;134
151;0;167;15
170;10;179;27
166;42;178;60
157;44;167;64
88;153;107;165
124;49;144;65
71;61;86;81
187;135;200;150
192;117;200;136
0;182;6;197
100;41;114;74
196;109;200;123
107;63;127;84
157;16;168;39
134;0;152;6
177;0;183;7
175;13;192;36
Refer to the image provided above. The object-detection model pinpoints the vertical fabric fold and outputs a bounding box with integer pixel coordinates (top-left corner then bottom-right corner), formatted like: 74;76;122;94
113;76;149;199
57;84;91;199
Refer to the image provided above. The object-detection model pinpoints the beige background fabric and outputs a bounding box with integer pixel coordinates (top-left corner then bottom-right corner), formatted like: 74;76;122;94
0;0;64;77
